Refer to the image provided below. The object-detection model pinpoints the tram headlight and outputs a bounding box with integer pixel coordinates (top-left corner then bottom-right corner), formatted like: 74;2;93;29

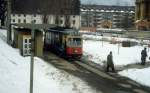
74;49;78;53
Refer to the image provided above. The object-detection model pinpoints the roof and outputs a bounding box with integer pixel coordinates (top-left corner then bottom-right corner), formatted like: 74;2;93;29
11;0;80;15
47;27;80;35
81;5;135;12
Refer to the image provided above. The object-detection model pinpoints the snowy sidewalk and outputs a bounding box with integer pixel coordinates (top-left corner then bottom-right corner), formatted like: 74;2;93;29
81;55;150;72
121;62;150;70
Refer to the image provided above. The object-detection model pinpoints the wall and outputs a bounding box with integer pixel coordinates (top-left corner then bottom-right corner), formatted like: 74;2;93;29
35;31;43;57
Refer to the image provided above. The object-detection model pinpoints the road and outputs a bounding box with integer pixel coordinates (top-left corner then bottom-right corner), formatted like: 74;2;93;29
44;52;150;93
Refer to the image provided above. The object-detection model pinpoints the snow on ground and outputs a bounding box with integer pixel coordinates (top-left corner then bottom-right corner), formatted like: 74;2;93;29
83;34;150;87
0;29;99;93
83;34;150;67
1;29;150;91
119;67;150;87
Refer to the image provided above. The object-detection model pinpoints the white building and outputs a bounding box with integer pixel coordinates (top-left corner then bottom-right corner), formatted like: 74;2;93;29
11;14;80;29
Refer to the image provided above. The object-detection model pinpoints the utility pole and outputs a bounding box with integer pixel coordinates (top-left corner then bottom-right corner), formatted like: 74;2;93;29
6;0;11;44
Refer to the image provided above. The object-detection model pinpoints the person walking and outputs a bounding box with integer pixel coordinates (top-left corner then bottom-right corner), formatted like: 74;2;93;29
141;47;147;65
106;51;115;72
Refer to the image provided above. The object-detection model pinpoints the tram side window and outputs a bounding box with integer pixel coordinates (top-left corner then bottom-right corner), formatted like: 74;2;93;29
46;32;51;44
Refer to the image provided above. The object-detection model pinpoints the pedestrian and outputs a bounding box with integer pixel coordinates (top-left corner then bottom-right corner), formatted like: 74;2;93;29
141;47;147;65
106;51;115;72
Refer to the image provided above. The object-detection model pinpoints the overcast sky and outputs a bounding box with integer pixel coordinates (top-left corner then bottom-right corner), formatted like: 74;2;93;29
81;0;135;6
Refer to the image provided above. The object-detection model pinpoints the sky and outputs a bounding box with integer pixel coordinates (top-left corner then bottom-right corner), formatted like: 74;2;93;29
81;0;135;6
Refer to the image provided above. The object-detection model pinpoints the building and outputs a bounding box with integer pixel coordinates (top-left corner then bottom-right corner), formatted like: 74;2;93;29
135;0;150;30
11;0;80;29
9;0;80;57
80;5;135;30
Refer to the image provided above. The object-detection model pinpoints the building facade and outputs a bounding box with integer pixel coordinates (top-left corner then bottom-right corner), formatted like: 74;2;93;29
80;5;135;30
11;14;80;29
11;0;80;29
9;0;80;57
135;0;150;30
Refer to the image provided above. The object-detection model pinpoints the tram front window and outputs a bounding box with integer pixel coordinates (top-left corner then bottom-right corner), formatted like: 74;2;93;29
68;38;81;46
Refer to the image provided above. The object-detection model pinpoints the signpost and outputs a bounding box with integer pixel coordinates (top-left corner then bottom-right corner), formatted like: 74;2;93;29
30;27;35;93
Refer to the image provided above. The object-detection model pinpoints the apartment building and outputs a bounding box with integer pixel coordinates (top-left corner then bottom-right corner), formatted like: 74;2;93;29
80;5;135;29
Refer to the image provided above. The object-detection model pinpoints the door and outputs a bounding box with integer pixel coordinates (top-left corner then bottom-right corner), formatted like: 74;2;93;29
23;37;31;56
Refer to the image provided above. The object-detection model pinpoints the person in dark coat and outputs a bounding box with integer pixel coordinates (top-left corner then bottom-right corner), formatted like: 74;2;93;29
141;48;147;65
106;51;115;72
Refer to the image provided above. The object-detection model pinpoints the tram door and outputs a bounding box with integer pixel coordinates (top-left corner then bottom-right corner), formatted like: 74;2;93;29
23;36;31;56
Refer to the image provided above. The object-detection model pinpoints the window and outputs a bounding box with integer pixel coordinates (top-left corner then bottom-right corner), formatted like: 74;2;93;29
25;39;27;43
18;14;21;17
29;39;31;43
33;20;36;23
24;44;27;48
60;20;63;24
34;14;36;17
18;19;21;23
68;38;81;46
13;19;15;23
73;20;75;25
24;19;26;23
28;49;31;54
29;44;31;48
13;14;15;17
31;20;36;23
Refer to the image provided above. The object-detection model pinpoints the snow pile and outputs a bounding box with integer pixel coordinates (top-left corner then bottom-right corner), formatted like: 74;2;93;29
0;29;98;93
119;67;150;87
82;34;140;43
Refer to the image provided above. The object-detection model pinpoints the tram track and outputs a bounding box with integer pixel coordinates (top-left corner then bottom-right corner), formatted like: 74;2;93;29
72;60;116;80
43;52;150;93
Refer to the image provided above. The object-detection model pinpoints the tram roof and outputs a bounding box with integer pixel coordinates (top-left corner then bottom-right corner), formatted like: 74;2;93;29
47;28;80;35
